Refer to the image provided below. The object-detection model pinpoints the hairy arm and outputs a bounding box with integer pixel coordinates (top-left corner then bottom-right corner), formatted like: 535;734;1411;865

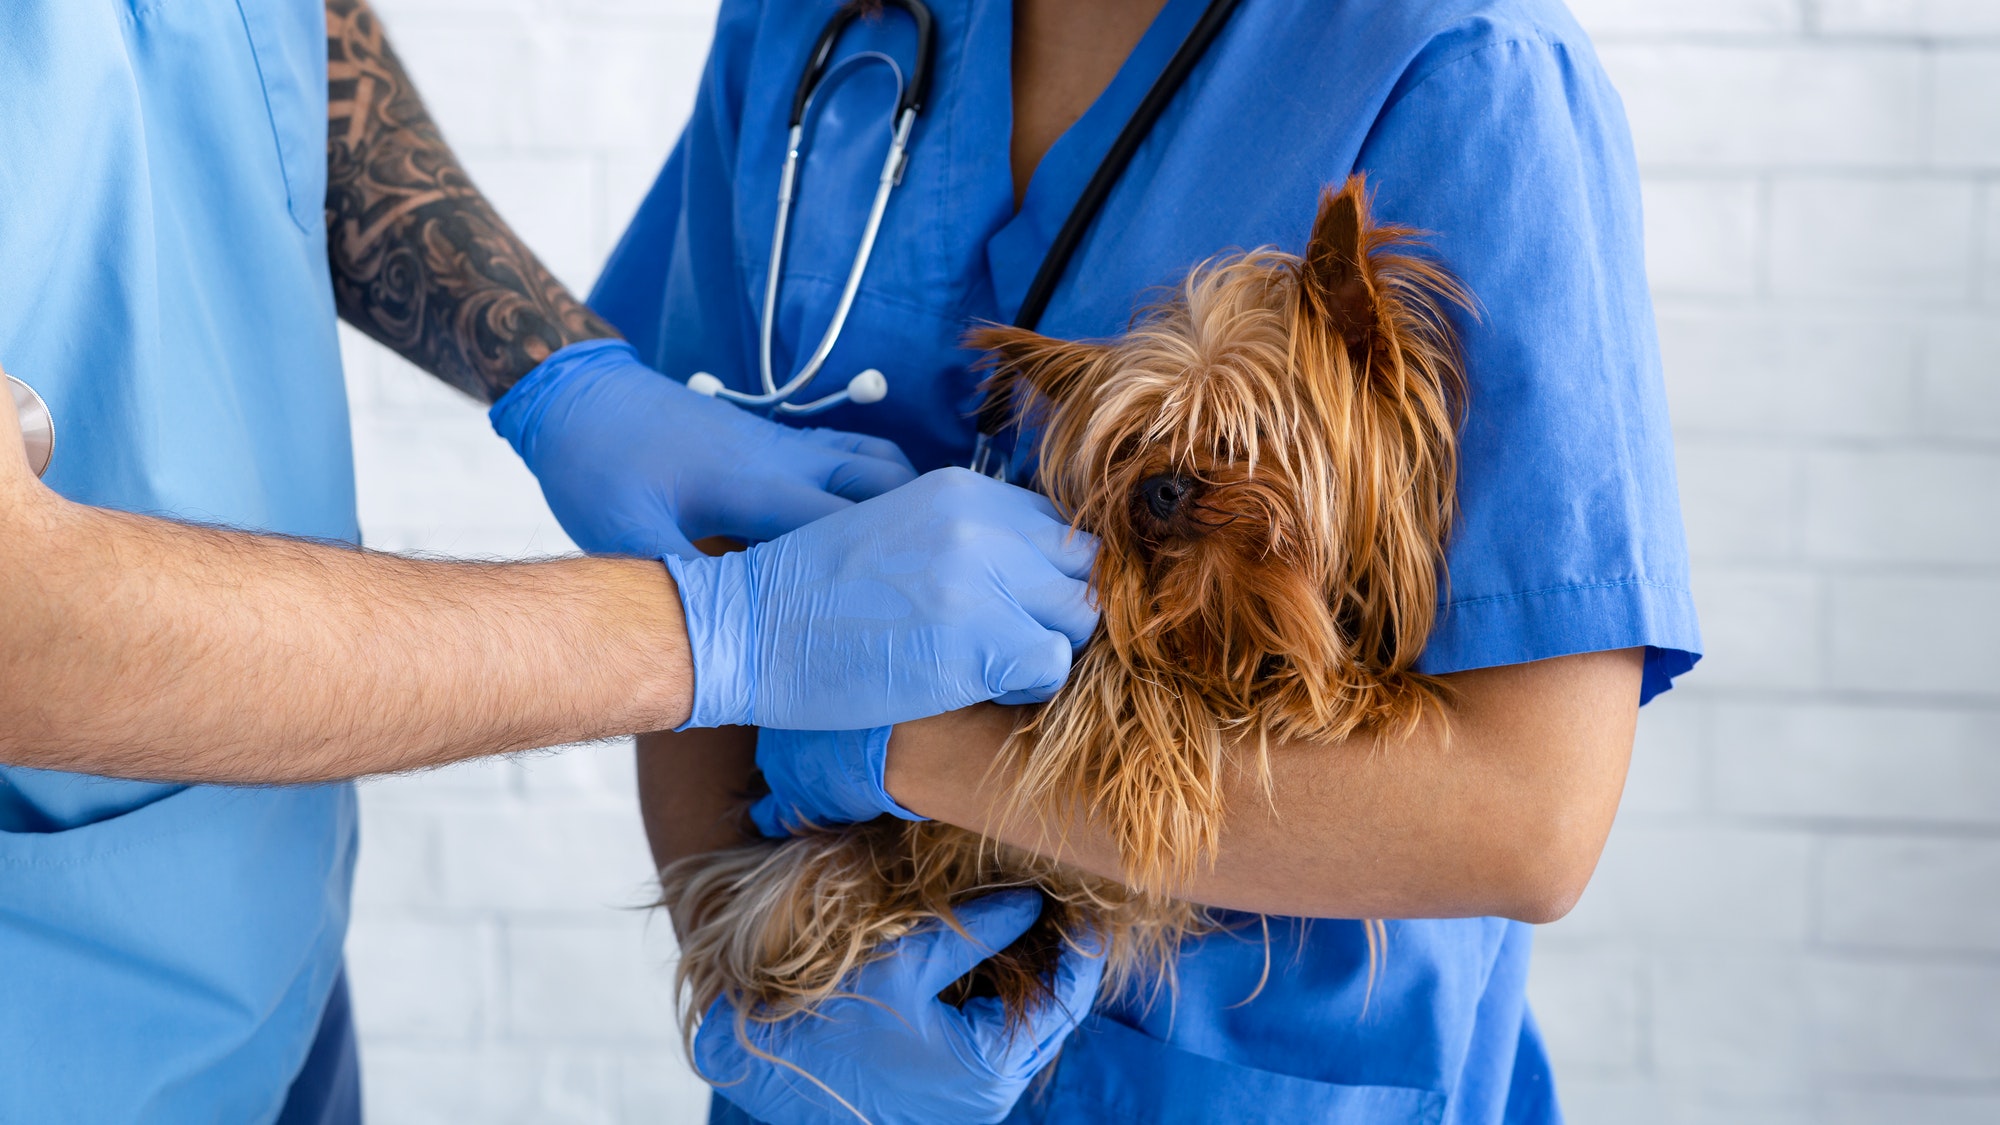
887;649;1643;923
0;389;693;784
325;0;614;400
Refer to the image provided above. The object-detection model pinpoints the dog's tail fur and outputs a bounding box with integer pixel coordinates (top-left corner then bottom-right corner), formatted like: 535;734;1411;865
662;820;1206;1059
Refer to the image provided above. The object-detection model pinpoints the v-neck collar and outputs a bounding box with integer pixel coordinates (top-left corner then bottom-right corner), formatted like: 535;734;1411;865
973;0;1217;325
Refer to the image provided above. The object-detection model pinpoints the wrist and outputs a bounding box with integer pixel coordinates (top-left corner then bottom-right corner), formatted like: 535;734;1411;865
883;704;1020;821
662;550;758;729
488;336;640;461
601;558;699;733
852;725;924;821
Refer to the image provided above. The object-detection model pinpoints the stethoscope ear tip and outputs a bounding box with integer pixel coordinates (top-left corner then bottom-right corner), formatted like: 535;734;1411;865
846;368;888;405
688;367;885;416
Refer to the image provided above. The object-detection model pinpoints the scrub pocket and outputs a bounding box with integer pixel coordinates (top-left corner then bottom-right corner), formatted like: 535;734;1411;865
0;782;355;1125
1013;1014;1448;1125
232;0;330;233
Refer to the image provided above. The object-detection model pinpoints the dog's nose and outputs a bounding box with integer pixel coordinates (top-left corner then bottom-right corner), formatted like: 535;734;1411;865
1137;473;1197;522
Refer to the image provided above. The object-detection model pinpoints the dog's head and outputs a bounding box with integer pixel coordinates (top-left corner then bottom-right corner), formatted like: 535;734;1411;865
970;176;1471;890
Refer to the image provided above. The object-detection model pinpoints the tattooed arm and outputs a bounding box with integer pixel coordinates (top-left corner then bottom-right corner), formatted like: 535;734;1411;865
324;0;614;401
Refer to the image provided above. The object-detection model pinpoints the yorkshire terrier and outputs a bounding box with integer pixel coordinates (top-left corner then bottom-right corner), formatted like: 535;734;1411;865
660;174;1472;1054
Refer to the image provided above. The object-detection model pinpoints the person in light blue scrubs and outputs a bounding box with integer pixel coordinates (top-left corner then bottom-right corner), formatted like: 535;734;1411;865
602;0;1702;1121
0;1;1112;1121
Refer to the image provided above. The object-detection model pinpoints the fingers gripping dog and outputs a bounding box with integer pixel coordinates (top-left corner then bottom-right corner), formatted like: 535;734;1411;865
660;175;1474;1063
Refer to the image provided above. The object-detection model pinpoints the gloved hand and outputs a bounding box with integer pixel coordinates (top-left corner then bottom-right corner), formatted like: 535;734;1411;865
747;726;914;837
696;890;1104;1125
669;467;1099;731
491;338;917;559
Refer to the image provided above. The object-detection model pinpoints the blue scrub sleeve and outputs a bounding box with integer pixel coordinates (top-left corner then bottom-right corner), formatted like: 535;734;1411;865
1354;34;1700;702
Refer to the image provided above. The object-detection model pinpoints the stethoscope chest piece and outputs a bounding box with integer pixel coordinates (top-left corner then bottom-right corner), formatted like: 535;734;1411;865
7;372;54;478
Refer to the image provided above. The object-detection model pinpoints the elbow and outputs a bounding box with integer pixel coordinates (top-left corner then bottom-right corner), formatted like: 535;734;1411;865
1487;814;1612;925
1502;870;1590;926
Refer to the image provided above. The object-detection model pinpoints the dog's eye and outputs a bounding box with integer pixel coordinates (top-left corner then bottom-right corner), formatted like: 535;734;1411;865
1137;473;1197;522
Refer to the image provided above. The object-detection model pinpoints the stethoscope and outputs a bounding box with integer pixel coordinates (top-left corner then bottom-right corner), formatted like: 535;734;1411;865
685;0;936;417
7;372;54;479
687;0;1241;478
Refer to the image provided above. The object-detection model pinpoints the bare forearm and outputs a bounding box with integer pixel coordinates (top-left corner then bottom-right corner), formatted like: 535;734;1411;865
636;727;760;876
324;0;614;400
0;485;692;784
886;650;1642;922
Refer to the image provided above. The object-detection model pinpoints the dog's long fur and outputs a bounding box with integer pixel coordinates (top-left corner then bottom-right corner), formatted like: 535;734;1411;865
660;175;1473;1061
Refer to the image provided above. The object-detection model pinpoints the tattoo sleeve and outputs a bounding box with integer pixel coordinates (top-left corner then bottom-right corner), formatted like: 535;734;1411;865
325;0;618;402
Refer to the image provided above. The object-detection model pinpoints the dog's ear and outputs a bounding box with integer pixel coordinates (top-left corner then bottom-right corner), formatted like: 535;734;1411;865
1301;175;1380;356
1298;174;1473;706
965;324;1115;412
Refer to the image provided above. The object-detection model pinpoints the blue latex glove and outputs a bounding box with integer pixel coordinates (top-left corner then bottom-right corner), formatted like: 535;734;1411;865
747;726;914;837
491;338;917;559
696;890;1104;1125
669;467;1099;731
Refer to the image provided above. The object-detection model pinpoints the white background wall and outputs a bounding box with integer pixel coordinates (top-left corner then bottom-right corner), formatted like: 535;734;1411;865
341;1;2000;1121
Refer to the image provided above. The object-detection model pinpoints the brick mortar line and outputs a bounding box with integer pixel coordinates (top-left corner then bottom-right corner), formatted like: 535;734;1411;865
1636;167;2000;178
1669;684;2000;708
1615;812;2000;839
1693;559;2000;577
1598;33;2000;47
1671;434;2000;455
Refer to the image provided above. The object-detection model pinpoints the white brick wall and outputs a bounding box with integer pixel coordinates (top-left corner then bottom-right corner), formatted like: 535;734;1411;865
1537;3;2000;1122
341;1;2000;1121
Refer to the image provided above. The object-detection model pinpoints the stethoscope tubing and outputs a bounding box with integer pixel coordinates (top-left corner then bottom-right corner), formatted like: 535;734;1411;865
694;2;935;418
692;0;1240;453
733;102;913;415
792;0;935;127
971;0;1245;473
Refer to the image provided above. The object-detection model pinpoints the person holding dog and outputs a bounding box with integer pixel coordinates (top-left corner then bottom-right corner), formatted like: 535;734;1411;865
0;1;1103;1121
607;0;1701;1122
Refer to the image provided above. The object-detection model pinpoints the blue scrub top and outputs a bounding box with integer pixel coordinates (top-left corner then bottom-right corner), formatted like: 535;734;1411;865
594;0;1702;1120
0;2;358;1121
